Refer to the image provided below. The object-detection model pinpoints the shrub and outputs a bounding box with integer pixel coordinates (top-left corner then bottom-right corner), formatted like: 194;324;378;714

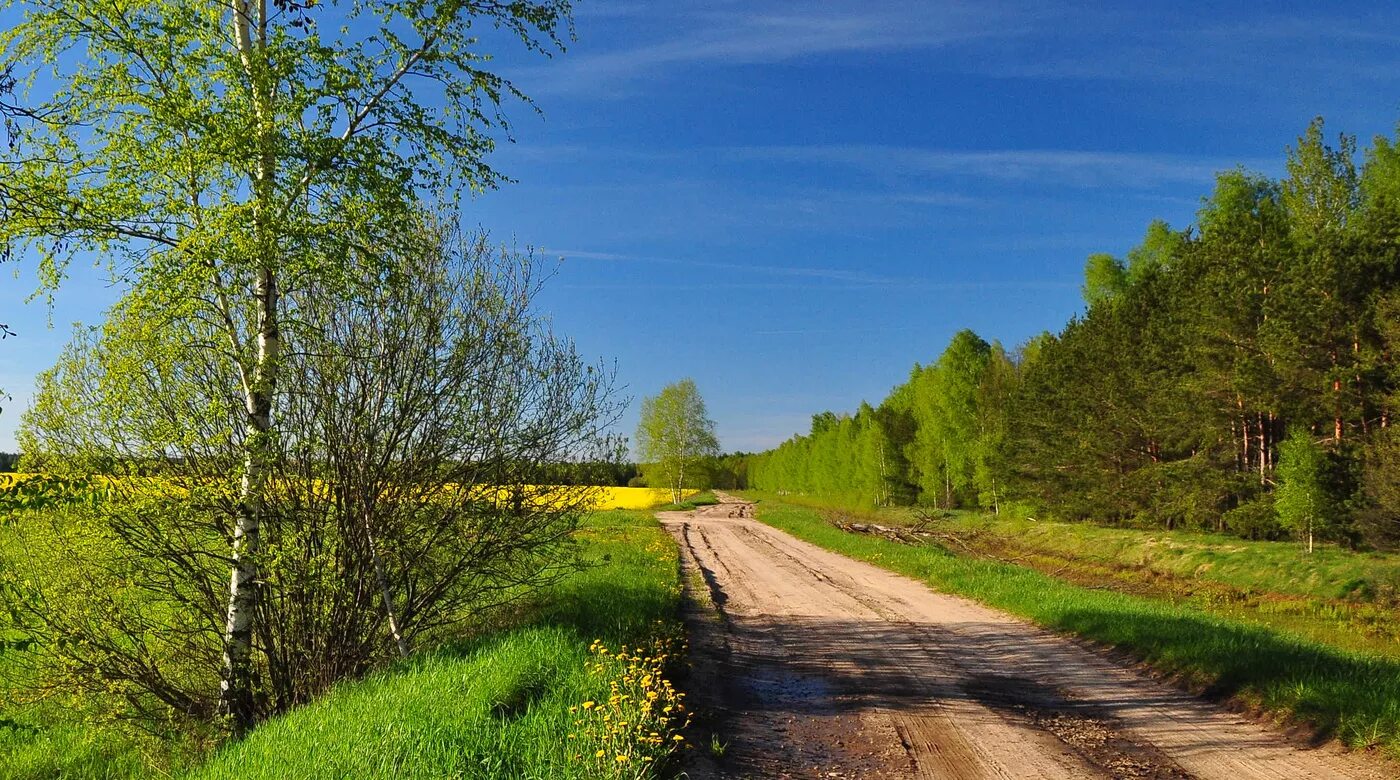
1222;497;1283;540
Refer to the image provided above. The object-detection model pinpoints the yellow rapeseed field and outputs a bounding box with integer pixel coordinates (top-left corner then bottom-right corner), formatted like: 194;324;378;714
588;486;696;510
0;473;693;511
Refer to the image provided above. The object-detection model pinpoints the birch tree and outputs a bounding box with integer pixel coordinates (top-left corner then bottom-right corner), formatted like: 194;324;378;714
1276;427;1331;553
636;379;719;504
9;216;620;731
0;0;571;735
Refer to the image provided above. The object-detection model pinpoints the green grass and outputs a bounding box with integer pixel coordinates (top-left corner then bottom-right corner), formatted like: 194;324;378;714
0;721;157;780
746;495;1400;758
752;493;1400;604
656;491;718;512
924;513;1400;657
762;492;1400;657
938;512;1400;603
1;510;686;780
1;634;200;780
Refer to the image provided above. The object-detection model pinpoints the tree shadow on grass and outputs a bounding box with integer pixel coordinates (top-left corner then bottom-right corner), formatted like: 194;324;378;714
425;575;678;664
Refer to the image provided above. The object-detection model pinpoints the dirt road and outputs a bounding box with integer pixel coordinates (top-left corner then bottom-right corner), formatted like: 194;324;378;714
661;495;1389;779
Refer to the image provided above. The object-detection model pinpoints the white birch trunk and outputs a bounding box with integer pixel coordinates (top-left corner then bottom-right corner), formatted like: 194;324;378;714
221;0;276;735
221;267;278;734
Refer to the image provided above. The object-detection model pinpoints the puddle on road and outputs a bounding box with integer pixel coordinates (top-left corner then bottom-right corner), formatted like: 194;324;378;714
742;666;834;705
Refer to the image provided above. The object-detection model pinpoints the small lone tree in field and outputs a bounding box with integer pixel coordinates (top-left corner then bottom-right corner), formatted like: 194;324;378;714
1275;426;1330;553
637;379;720;504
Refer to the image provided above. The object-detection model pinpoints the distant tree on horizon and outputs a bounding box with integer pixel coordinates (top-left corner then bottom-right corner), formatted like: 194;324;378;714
637;379;720;504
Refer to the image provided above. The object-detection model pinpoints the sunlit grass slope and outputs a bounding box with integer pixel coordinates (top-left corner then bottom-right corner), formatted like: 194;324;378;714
748;496;1400;759
884;503;1400;603
187;509;685;780
0;725;155;780
751;491;1400;656
0;509;687;780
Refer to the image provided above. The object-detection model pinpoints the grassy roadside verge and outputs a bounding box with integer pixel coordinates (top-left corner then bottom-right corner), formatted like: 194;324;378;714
758;493;1400;658
656;491;718;512
2;509;688;780
934;514;1400;658
746;496;1400;759
754;494;1400;604
191;509;686;780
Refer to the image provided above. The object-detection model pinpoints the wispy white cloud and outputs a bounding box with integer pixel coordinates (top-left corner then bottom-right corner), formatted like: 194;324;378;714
520;2;1400;96
506;142;1262;190
522;0;1052;96
548;248;1077;291
545;248;900;285
721;145;1270;188
1196;15;1400;46
572;1;654;21
750;326;920;336
958;9;1400;83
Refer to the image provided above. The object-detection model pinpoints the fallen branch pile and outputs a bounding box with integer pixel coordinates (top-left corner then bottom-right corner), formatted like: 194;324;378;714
823;510;994;560
830;518;928;544
823;509;954;546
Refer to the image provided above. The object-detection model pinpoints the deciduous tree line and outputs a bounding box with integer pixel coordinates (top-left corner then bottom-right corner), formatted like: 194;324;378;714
750;119;1400;550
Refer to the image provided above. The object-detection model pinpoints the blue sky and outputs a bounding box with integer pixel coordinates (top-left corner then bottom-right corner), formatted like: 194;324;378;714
5;0;1400;453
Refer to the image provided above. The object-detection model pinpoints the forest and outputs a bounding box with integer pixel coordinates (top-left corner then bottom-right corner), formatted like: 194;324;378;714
749;118;1400;550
